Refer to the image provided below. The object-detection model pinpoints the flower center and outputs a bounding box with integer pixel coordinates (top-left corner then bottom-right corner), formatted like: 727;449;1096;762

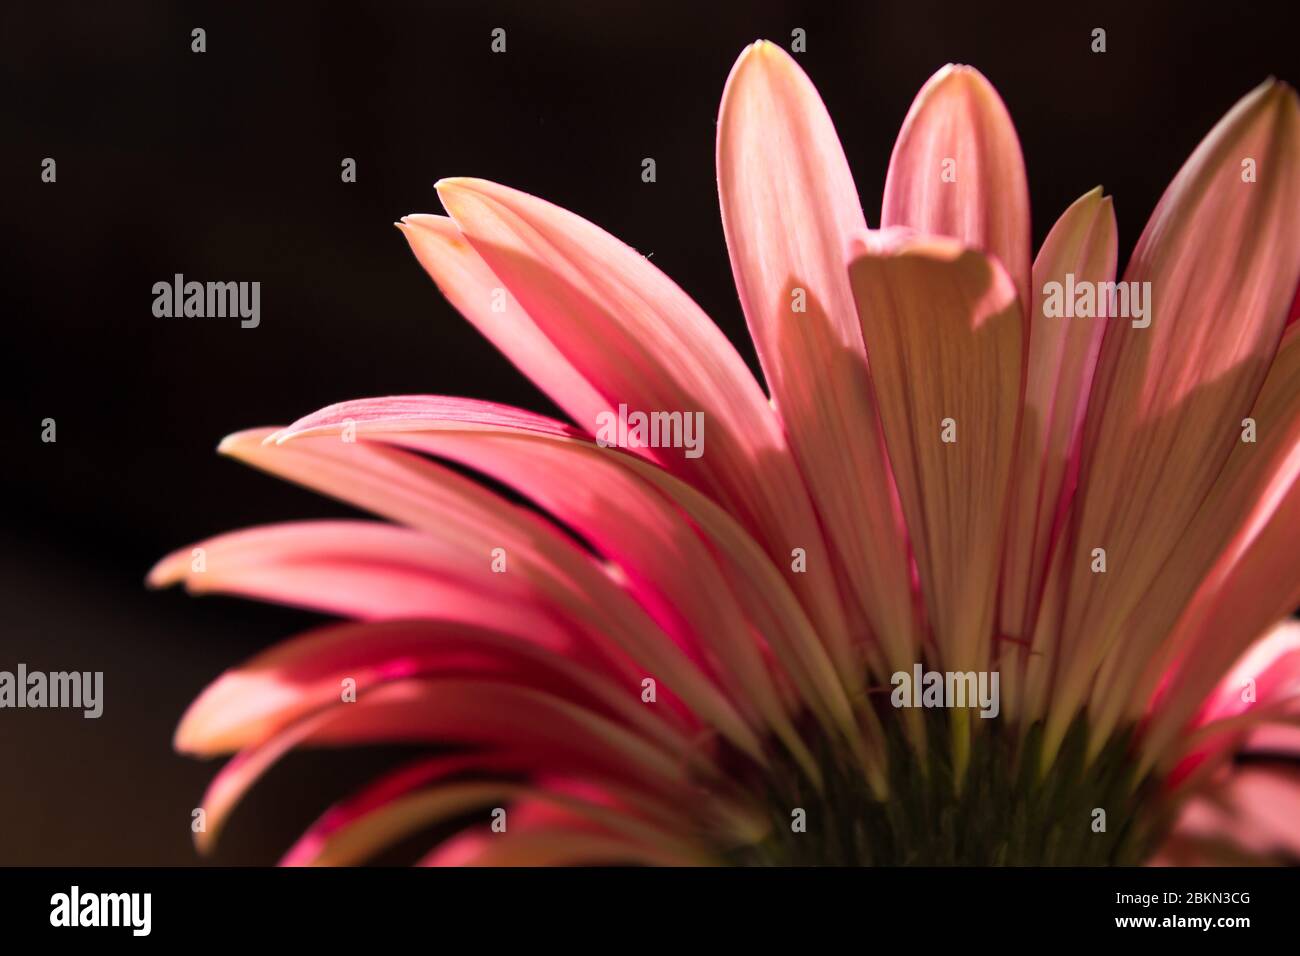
729;710;1170;865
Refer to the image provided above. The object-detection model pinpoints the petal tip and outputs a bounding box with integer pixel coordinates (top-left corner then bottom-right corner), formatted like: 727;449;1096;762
218;428;279;457
145;550;186;589
731;38;798;80
434;177;496;223
922;62;1000;103
434;176;480;199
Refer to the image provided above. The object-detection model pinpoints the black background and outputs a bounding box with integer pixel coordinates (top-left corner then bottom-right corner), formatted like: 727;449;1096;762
2;0;1298;864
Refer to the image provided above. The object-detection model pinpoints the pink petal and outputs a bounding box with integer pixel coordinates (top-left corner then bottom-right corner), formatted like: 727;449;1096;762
166;425;763;761
1093;325;1300;755
881;64;1032;313
1245;721;1300;755
848;232;1023;678
399;214;608;426
1000;189;1116;643
1158;765;1300;863
1042;81;1300;761
279;755;529;866
1196;620;1300;730
283;763;709;866
313;784;714;867
193;678;703;852
175;619;692;758
277;396;882;788
364;781;713;867
431;177;855;676
149;519;576;641
716;41;917;676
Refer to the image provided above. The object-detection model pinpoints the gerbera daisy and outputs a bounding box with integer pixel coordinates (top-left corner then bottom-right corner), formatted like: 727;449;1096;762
150;41;1300;866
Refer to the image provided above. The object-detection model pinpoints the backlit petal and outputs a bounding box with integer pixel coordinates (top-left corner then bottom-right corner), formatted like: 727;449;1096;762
881;64;1032;312
717;41;917;671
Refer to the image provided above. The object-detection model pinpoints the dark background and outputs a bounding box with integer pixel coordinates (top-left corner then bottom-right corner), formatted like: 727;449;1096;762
2;0;1297;864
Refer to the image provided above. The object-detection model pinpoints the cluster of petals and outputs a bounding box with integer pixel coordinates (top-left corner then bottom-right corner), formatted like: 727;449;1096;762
152;41;1300;865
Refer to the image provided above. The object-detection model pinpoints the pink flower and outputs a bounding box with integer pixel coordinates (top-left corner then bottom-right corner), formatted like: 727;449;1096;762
152;41;1300;865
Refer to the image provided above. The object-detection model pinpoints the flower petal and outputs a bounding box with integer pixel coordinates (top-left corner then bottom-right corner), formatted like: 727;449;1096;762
150;519;578;644
431;176;855;674
281;756;529;865
1042;80;1300;760
716;41;917;672
881;64;1031;313
399;215;608;425
175;620;691;758
283;763;712;866
1090;325;1300;753
193;678;703;852
1000;188;1116;643
176;426;763;761
294;784;711;867
289;779;516;866
1139;455;1300;773
277;396;884;790
848;232;1023;677
1176;621;1300;776
1157;765;1300;864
